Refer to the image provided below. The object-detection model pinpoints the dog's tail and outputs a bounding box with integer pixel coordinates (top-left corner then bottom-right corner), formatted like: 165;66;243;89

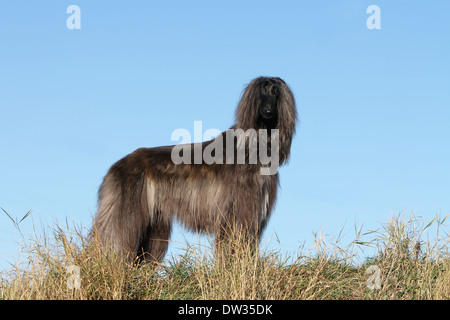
92;166;151;258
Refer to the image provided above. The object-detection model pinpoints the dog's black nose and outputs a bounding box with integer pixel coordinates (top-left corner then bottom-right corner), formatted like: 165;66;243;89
263;109;274;118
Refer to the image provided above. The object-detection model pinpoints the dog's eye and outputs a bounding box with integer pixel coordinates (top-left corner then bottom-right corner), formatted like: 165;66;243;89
271;86;280;96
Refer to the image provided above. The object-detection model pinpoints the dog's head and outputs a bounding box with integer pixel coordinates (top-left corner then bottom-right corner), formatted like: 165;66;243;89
234;76;297;164
258;78;283;127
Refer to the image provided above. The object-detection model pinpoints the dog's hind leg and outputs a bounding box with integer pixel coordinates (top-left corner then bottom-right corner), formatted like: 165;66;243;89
138;214;172;263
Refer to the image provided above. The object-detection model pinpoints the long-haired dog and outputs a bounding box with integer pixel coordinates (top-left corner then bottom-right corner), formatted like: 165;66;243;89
93;76;297;263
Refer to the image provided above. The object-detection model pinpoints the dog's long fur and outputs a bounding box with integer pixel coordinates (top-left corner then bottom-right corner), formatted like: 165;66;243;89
93;76;297;262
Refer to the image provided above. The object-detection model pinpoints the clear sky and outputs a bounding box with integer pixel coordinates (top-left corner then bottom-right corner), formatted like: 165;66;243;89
1;1;449;269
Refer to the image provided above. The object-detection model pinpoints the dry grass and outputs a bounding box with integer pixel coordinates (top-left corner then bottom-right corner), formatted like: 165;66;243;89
0;212;448;300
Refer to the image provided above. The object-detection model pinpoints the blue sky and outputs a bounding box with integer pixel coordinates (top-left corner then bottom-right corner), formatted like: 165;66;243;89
0;1;449;268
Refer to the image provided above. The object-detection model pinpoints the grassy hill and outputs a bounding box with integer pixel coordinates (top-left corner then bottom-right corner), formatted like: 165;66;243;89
1;212;448;300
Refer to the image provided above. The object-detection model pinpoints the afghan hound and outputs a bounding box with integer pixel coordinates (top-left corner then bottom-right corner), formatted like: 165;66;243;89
93;76;297;263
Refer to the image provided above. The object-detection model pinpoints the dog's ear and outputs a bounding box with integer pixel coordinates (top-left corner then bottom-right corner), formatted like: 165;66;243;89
275;79;297;165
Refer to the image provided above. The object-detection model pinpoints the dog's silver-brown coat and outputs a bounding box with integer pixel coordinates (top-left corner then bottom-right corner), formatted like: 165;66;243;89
93;76;297;262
